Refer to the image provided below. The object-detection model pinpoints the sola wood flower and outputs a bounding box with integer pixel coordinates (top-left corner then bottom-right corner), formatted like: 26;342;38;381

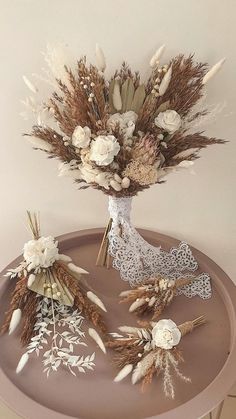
119;275;196;320
107;316;206;398
1;212;107;376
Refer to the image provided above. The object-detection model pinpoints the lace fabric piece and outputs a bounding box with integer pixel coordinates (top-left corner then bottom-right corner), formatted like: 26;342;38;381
108;197;212;299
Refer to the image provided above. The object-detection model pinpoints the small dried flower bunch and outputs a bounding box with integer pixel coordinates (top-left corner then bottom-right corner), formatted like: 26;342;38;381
23;44;226;197
120;275;195;320
1;212;107;376
107;316;205;398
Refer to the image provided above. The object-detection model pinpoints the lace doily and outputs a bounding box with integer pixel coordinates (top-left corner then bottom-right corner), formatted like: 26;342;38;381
108;197;212;299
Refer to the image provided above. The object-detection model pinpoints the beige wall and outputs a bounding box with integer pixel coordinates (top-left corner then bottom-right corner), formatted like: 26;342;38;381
0;0;235;279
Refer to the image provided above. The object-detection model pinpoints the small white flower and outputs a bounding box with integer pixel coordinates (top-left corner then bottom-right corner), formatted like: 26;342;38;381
155;110;181;134
23;236;59;270
107;111;138;139
151;319;181;350
90;135;120;166
72;125;91;148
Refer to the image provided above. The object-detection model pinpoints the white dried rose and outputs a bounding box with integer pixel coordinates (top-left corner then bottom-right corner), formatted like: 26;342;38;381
72;125;91;148
155;110;181;134
23;236;59;270
90;135;120;166
107;111;138;139
151;319;181;350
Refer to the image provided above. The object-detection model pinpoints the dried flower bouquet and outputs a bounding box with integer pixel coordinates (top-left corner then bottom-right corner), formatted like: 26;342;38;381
119;275;198;320
22;44;226;285
1;212;107;375
107;316;206;398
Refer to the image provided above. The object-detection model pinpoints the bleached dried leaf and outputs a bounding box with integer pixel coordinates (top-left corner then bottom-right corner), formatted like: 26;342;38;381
159;66;172;96
58;254;72;262
119;290;132;297
148;296;156;307
113;80;122;111
9;308;22;335
131;85;146;113
132;352;156;385
87;291;107;312
95;44;106;72
16;353;29;374
202;58;226;84
88;328;106;354
121;79;135;112
149;44;166;68
23;75;38;94
114;364;133;382
27;273;36;287
67;263;89;275
129;298;146;312
178;160;194;168
118;326;141;335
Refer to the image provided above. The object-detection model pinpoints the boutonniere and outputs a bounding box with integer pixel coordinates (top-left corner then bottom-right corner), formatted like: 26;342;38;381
119;275;196;319
1;212;107;375
107;316;205;398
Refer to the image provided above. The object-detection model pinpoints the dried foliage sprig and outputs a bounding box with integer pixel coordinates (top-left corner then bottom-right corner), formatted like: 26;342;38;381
119;275;196;320
23;45;226;198
1;212;107;375
107;316;206;398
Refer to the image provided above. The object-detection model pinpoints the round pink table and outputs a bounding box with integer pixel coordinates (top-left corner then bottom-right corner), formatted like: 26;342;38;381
0;228;236;419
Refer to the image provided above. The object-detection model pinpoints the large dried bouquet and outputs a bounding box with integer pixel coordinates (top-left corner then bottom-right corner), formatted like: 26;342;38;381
23;44;226;286
24;44;225;196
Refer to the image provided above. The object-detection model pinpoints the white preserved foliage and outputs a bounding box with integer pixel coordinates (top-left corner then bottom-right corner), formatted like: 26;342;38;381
21;297;95;377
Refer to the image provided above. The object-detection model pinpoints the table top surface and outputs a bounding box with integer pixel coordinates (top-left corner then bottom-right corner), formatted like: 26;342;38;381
0;228;236;419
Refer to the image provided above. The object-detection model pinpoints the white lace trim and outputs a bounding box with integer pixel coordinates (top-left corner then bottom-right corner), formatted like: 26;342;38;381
108;197;212;299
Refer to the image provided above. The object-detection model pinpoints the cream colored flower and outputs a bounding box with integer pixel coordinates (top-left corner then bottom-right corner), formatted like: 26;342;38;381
107;111;138;139
72;125;91;148
95;172;112;190
151;319;181;350
79;163;99;183
90;135;120;166
79;163;111;189
23;236;59;270
155;110;181;134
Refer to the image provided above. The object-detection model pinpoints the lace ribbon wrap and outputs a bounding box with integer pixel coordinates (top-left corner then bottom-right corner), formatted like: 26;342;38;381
108;197;212;299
